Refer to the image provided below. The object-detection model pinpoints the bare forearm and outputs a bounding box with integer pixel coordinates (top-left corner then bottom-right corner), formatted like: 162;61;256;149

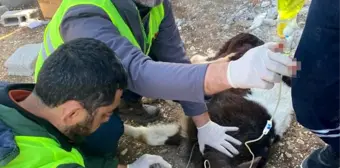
118;165;127;168
192;112;211;127
193;62;233;127
204;62;232;95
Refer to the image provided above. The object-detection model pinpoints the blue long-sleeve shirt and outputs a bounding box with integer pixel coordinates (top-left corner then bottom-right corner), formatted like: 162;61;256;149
60;0;208;116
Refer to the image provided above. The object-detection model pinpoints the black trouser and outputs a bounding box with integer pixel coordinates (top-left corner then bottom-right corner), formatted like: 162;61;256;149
122;89;142;103
291;0;339;156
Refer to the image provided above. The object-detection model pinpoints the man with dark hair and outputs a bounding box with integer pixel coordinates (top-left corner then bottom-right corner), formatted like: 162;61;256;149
0;38;172;168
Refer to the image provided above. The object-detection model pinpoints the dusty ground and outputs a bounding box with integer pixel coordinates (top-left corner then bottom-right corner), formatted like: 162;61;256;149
0;0;325;168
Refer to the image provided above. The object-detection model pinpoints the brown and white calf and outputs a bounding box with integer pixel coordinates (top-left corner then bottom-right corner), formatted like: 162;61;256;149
124;33;294;168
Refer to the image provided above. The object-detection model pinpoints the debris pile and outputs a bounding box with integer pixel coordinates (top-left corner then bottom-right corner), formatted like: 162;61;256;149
219;0;310;54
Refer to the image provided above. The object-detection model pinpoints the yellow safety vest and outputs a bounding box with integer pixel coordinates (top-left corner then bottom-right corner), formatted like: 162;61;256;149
34;0;165;81
4;136;84;168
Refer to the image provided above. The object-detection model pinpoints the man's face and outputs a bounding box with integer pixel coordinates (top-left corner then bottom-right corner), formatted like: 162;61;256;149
61;89;123;139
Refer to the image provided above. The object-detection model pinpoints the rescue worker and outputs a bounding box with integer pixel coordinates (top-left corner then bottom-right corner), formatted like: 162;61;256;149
292;0;339;167
34;0;295;160
0;38;172;168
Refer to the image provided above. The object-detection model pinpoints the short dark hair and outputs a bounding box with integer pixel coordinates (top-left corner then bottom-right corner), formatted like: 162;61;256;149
35;38;127;113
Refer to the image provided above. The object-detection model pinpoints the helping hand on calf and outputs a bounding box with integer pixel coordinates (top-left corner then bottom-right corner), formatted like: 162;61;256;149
197;120;242;157
227;42;296;89
127;154;172;168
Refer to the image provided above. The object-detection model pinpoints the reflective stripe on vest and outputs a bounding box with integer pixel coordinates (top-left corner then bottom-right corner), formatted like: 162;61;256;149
4;136;84;168
34;0;165;82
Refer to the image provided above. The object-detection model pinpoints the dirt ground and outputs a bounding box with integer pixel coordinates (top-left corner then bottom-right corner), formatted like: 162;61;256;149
0;0;325;168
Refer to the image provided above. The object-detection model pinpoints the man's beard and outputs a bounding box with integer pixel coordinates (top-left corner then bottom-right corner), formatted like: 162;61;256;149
133;0;163;7
63;114;95;142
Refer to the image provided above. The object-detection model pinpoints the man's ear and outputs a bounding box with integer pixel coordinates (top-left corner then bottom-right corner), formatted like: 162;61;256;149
60;100;85;125
236;157;262;168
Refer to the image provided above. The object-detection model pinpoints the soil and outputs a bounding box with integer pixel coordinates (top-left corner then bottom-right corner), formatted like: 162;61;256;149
0;0;324;167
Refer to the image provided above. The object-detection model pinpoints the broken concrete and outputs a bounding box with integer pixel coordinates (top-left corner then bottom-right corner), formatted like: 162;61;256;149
4;43;41;76
0;5;8;17
0;8;39;27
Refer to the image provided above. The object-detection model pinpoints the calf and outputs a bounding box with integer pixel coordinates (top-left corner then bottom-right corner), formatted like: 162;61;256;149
124;33;294;168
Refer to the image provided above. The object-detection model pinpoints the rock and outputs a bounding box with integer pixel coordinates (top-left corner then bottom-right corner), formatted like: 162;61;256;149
223;24;230;30
263;18;276;26
4;43;41;76
248;12;267;30
0;5;8;17
285;152;292;158
189;46;195;51
279;153;284;159
235;20;253;27
261;1;271;8
159;149;168;154
175;18;184;27
120;148;128;156
206;48;215;55
266;7;278;20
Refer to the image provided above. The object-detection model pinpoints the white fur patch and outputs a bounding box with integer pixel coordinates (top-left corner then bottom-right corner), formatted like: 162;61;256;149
124;123;180;146
244;82;294;137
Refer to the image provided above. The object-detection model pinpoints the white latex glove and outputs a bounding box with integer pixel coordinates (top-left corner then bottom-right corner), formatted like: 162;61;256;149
197;120;242;157
227;42;295;89
127;154;172;168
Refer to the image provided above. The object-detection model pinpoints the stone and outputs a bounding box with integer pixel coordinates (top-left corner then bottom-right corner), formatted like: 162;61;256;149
0;8;39;27
159;149;168;154
266;7;278;20
120;148;128;156
261;1;271;8
4;43;41;76
0;5;8;17
235;20;253;27
263;18;277;26
248;12;267;31
285;152;292;158
297;139;305;145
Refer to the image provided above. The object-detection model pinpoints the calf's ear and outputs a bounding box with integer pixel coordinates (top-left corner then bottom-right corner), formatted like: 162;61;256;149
236;157;262;168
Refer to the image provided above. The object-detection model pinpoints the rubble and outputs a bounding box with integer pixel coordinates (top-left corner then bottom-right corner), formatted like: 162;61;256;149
4;43;41;76
261;1;271;8
218;0;310;55
248;12;267;31
0;5;8;17
0;8;39;27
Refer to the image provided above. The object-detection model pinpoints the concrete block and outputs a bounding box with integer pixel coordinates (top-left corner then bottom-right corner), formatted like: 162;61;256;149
0;5;8;17
4;43;41;77
0;8;39;27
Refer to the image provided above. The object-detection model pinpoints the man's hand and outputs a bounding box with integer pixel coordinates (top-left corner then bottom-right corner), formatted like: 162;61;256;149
227;42;296;89
197;120;242;157
127;154;172;168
